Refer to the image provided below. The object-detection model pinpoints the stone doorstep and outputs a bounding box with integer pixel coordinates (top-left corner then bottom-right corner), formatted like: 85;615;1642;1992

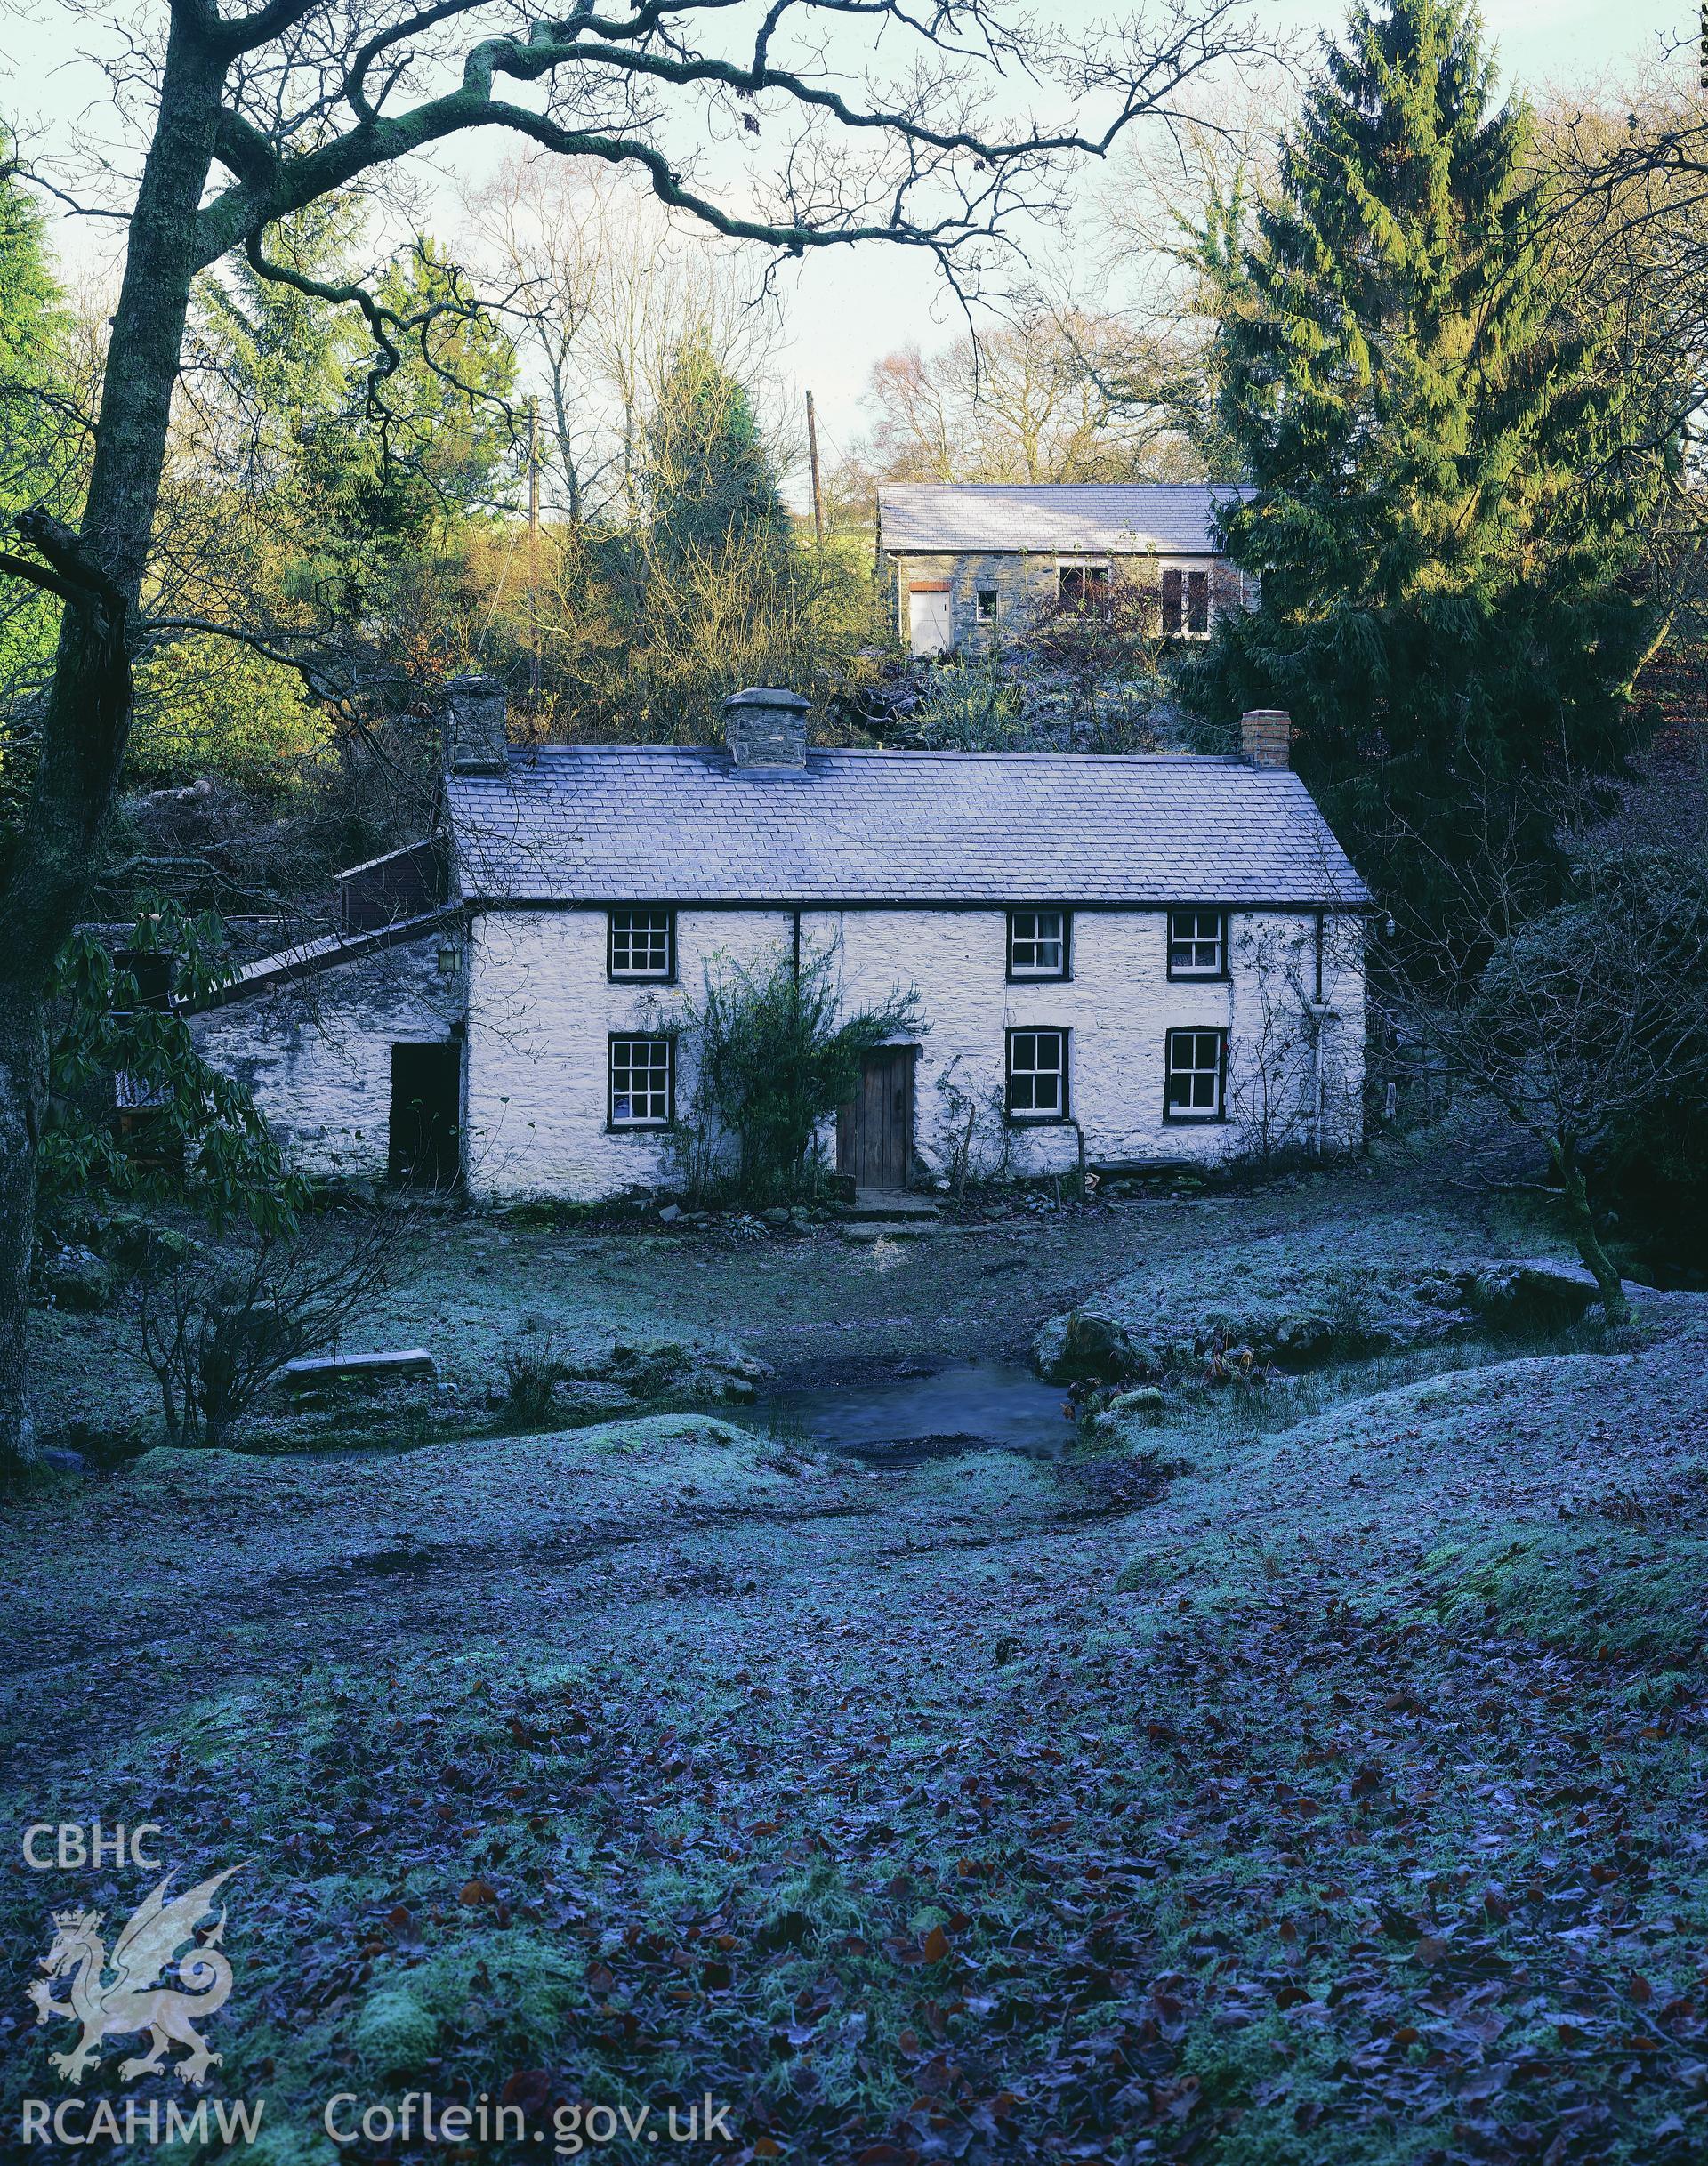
836;1222;936;1244
283;1349;437;1389
844;1189;943;1223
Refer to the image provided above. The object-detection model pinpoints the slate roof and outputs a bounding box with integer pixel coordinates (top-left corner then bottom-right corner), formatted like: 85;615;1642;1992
189;908;459;1010
447;748;1368;908
877;482;1253;558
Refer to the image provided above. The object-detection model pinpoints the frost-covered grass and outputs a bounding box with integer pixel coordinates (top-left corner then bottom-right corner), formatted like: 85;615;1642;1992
1425;1524;1708;1668
7;1171;1708;2162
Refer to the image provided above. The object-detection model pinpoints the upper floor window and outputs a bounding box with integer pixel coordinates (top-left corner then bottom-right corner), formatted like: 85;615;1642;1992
1008;1028;1069;1122
1162;567;1211;637
1009;908;1068;979
608;906;674;982
1167;908;1226;980
1165;1027;1226;1122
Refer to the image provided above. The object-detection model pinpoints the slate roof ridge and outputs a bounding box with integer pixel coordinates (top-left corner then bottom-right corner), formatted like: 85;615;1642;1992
495;745;1253;769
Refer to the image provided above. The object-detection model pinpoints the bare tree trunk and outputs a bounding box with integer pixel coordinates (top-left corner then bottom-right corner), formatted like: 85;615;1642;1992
0;21;226;1482
1552;1145;1631;1329
0;1007;47;1483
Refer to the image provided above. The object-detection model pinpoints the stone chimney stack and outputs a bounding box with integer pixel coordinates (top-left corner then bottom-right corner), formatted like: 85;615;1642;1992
1240;708;1292;770
445;674;510;775
722;687;810;769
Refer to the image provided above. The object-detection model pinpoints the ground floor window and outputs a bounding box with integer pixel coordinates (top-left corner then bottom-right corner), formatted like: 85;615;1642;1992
976;587;998;623
1162;566;1211;637
1008;1028;1068;1121
1164;1027;1226;1121
1058;563;1109;613
609;1034;673;1128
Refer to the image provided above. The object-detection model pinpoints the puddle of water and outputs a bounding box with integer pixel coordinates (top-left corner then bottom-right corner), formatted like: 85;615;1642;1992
761;1360;1076;1462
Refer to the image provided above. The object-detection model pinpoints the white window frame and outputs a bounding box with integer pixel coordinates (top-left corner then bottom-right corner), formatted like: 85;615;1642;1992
1008;908;1069;980
1007;1027;1069;1123
608;906;674;982
608;1034;674;1129
1164;1027;1226;1123
1160;562;1213;640
1056;559;1111;611
1167;908;1226;980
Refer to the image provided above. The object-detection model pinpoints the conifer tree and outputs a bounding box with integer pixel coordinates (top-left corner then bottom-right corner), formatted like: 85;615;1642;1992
1190;0;1665;906
644;336;790;567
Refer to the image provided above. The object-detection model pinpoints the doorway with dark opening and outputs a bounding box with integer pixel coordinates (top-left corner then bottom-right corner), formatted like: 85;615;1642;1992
389;1041;462;1189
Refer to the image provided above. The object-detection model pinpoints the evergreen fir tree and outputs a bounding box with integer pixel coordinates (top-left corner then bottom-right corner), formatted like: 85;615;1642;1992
1190;0;1665;907
644;337;790;567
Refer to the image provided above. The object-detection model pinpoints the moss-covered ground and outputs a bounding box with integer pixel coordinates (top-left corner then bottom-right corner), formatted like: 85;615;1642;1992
4;1164;1706;2165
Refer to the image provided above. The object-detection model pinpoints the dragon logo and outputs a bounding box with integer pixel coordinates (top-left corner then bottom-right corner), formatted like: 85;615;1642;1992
28;1865;242;2089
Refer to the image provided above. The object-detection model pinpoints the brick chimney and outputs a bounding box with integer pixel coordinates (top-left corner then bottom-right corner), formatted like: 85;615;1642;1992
1240;708;1292;769
445;674;509;775
722;687;810;769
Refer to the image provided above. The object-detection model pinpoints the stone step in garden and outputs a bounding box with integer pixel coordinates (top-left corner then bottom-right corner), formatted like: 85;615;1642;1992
283;1349;437;1390
838;1220;935;1244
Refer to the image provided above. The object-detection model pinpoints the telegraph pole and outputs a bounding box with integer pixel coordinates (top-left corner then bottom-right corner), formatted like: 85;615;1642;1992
528;396;540;540
805;388;825;545
527;397;542;697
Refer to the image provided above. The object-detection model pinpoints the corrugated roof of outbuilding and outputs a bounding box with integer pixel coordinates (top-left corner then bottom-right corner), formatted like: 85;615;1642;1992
447;746;1368;908
876;482;1253;557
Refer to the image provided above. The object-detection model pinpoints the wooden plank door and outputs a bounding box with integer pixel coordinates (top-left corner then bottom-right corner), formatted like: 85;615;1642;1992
836;1048;914;1191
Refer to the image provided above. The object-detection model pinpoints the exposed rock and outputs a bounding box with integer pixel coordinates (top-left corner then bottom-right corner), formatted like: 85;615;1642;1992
1032;1311;1148;1383
566;1333;774;1406
1460;1258;1607;1328
1031;1249;1627;1384
1108;1385;1167;1418
36;1244;117;1312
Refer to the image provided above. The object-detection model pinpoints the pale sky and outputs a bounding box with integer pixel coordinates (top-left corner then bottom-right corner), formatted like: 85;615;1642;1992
0;0;1694;472
783;0;1694;463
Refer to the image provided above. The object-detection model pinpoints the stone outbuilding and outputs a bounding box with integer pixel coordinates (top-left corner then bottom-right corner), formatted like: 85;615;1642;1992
876;481;1258;655
190;684;1371;1203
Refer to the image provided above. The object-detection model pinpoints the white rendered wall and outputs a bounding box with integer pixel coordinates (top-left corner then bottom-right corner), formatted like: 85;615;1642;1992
463;907;790;1201
189;933;462;1183
463;906;1365;1203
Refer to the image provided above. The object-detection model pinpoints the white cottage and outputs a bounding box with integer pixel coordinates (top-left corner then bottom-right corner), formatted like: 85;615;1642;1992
193;683;1369;1200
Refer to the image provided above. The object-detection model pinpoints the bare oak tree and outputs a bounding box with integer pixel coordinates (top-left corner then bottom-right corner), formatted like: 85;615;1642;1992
0;0;1272;1476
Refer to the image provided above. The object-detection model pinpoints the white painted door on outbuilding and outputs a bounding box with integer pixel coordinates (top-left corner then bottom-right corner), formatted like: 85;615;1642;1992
907;584;953;655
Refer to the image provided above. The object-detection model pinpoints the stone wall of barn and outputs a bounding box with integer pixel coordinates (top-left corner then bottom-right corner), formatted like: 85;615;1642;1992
885;552;1245;653
462;905;1364;1203
189;930;463;1183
